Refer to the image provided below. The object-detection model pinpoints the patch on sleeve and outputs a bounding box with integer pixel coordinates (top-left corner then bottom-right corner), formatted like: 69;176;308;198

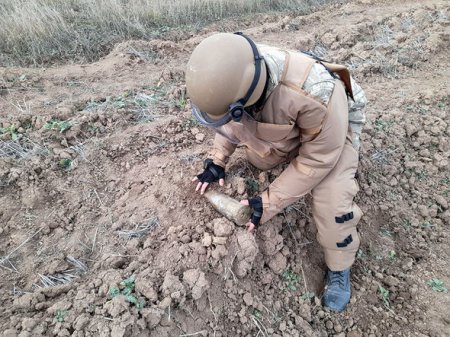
302;63;335;106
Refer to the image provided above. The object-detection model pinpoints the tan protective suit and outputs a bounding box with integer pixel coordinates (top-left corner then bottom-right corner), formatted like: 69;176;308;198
210;46;367;271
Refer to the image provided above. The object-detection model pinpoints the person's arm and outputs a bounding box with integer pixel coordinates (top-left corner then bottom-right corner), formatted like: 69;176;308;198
210;132;238;168
260;82;349;223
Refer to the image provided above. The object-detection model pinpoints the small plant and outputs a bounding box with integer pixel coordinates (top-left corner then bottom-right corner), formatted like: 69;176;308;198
374;119;393;131
440;173;450;185
356;249;366;259
245;177;259;194
175;89;187;109
252;308;262;320
108;275;146;310
427;279;448;293
380;229;392;237
281;269;300;291
415;169;429;181
55;309;66;322
59;159;72;170
44;119;72;133
437;100;447;110
181;117;199;130
388;250;397;262
88;123;99;133
0;124;19;140
421;222;434;229
300;291;315;300
378;285;390;308
110;95;127;108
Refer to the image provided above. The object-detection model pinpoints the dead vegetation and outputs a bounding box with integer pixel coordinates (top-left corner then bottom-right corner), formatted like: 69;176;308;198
0;0;339;66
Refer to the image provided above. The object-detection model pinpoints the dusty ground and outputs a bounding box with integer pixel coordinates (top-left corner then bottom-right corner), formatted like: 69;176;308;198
1;0;449;336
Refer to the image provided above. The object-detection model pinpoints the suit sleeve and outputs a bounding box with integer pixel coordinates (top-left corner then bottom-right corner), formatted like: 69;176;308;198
210;132;238;168
260;82;349;223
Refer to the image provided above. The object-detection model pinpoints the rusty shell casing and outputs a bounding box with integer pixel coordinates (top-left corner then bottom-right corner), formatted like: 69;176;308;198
204;190;252;226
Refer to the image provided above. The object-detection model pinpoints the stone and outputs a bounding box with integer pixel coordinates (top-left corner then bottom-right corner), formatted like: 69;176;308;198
243;293;253;306
212;236;227;245
212;218;234;237
268;252;287;275
434;195;448;210
236;177;246;195
195;133;205;142
201;232;212;247
3;329;18;337
183;269;210;300
384;275;400;287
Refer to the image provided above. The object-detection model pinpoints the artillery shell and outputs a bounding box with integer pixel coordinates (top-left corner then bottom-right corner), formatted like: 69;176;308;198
204;190;252;226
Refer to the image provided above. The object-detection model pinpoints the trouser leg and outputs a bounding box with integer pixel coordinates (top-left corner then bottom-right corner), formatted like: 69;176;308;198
311;138;362;271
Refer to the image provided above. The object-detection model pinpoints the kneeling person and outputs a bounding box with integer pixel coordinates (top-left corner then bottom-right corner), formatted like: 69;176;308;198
187;33;367;312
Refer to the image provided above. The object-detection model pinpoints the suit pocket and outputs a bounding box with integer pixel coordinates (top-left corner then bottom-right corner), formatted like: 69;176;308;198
255;122;295;142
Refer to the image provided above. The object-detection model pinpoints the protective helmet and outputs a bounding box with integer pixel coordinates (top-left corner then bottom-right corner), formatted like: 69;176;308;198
186;32;267;127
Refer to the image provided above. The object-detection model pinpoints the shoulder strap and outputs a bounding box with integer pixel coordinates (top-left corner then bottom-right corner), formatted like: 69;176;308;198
301;51;354;100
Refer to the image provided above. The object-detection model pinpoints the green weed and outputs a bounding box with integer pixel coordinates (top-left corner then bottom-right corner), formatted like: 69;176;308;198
437;100;447;110
381;229;393;237
427;279;448;293
374;119;393;131
300;291;315;300
421;222;435;229
245;177;260;194
6;74;27;82
59;159;72;170
388;250;397;262
252;308;262;320
415;169;429;181
281;269;300;292
108;275;146;310
440;173;450;185
55;309;66;322
405;104;429;114
0;124;19;140
23;121;33;130
44;119;72;133
356;249;367;259
378;285;390;308
181;117;199;130
88;123;99;133
174;89;187;109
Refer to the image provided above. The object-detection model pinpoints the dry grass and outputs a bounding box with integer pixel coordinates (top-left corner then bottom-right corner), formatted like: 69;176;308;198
0;0;338;66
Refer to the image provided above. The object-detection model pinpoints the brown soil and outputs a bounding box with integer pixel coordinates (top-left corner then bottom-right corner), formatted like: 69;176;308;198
1;0;449;336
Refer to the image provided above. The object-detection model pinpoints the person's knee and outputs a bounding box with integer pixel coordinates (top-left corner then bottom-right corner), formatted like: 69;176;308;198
319;228;360;271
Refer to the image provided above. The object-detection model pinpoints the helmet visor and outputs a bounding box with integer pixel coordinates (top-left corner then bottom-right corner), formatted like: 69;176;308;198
192;104;231;127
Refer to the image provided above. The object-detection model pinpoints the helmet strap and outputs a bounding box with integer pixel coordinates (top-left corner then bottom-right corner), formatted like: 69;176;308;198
228;32;264;121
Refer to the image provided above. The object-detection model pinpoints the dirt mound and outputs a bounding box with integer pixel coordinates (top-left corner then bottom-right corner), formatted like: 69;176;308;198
1;0;449;336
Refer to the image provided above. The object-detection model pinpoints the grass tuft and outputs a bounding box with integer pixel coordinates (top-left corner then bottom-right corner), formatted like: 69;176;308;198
0;0;340;66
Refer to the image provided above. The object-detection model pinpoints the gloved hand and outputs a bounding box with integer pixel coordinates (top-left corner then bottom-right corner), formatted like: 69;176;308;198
192;159;225;194
240;196;263;232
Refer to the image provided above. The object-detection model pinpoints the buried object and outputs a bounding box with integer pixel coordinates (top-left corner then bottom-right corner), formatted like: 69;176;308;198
204;190;251;226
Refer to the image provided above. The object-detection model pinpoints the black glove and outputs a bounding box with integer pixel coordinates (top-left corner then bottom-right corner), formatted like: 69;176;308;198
197;159;225;183
248;196;263;227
